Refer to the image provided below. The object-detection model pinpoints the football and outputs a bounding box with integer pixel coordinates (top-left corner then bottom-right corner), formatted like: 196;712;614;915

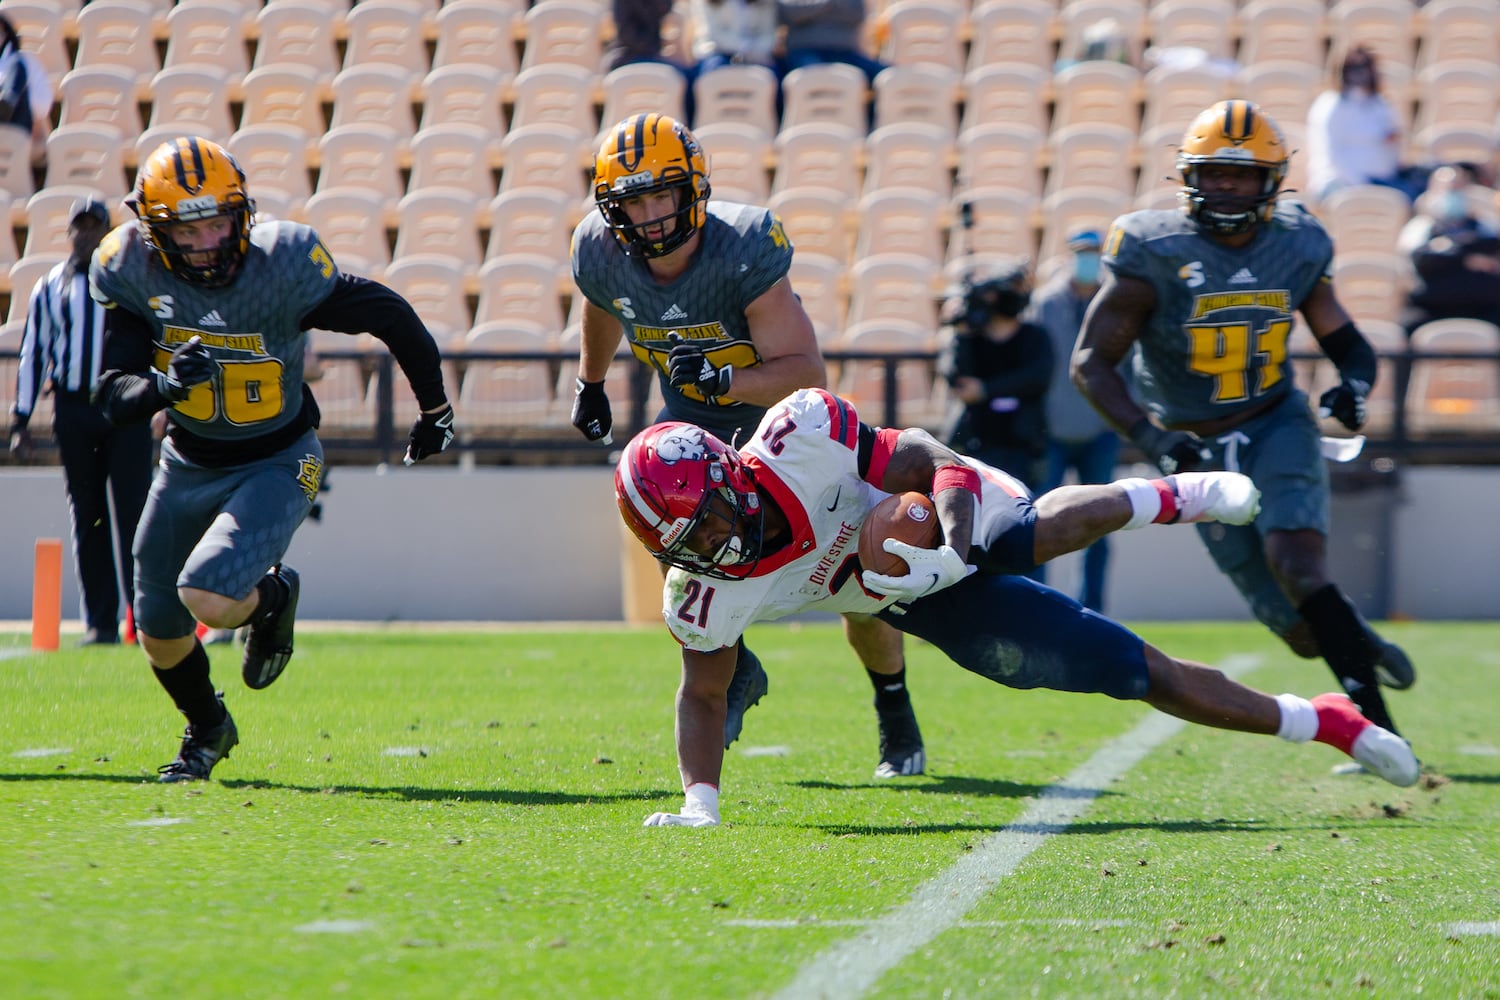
858;492;941;577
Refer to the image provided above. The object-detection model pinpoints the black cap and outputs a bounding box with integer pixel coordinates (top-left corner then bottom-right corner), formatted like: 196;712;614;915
69;196;111;226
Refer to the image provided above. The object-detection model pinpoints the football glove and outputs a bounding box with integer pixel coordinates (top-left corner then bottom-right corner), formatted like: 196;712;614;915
153;337;217;403
404;403;455;465
1318;378;1369;432
861;541;977;605
1130;418;1210;475
570;378;613;444
8;423;32;461
666;332;732;400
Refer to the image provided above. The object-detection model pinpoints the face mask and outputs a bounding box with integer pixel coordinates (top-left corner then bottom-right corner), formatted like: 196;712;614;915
1438;192;1468;222
1073;252;1100;285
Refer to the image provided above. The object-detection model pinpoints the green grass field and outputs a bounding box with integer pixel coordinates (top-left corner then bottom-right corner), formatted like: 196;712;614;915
1;621;1497;1000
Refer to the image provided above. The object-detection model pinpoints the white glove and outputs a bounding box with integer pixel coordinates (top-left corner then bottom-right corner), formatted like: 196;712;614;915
862;541;977;604
643;782;720;828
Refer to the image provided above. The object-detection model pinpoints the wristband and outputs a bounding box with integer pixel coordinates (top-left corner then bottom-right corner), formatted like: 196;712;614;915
932;463;981;499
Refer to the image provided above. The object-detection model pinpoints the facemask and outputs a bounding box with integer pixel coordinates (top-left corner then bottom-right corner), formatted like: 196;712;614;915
1438;192;1468;222
1073;252;1100;285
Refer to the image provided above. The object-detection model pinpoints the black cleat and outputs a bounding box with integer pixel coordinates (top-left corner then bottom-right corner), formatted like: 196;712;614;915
157;695;239;783
723;646;768;749
875;700;925;778
242;564;299;690
1374;640;1415;690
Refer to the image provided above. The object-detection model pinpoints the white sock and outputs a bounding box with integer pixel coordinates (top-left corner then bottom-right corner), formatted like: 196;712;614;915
1117;477;1162;530
1275;693;1318;743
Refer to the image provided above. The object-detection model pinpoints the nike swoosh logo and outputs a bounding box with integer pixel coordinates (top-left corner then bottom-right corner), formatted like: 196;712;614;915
826;486;842;512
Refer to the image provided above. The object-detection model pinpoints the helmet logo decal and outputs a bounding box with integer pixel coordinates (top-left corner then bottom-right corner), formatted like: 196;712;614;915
654;426;709;464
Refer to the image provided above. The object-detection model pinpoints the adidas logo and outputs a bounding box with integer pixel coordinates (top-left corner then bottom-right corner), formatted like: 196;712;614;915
198;310;227;327
1227;268;1257;285
660;303;689;322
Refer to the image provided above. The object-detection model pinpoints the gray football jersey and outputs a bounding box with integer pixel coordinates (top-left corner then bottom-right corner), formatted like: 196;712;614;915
92;220;339;441
1104;201;1333;425
571;200;793;429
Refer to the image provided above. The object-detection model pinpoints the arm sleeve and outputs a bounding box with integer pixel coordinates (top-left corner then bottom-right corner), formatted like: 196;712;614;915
1319;322;1378;388
11;279;49;425
300;274;449;411
92;305;171;425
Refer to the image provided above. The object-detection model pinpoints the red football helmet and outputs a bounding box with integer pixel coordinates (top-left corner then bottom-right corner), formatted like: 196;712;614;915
616;422;763;579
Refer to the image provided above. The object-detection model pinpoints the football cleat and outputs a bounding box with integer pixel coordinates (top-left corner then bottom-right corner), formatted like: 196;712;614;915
723;645;768;749
1310;692;1419;787
1166;472;1261;525
157;695;239;783
242;564;299;690
874;700;926;779
1374;640;1416;690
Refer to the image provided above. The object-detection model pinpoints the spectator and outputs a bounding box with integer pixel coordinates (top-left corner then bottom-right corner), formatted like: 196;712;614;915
690;0;779;77
777;0;886;87
938;260;1053;493
1395;164;1500;336
1305;45;1421;203
10;196;153;646
0;12;55;166
606;0;688;73
1028;230;1120;613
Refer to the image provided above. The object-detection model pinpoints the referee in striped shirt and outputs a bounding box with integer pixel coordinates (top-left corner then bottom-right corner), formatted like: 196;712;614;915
9;196;153;646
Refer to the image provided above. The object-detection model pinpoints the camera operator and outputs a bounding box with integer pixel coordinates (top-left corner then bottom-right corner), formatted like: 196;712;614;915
937;260;1054;491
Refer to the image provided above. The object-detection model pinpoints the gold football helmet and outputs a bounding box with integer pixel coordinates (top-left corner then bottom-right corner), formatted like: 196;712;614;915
132;136;255;286
593;113;711;258
1176;100;1290;235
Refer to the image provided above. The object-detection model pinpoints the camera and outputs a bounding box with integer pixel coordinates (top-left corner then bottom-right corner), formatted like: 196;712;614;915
953;264;1031;334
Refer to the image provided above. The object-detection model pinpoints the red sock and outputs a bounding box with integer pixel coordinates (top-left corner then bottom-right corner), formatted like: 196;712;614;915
1148;479;1180;524
1310;692;1368;755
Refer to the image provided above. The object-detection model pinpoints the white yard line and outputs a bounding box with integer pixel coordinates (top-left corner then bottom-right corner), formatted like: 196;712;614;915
773;654;1263;1000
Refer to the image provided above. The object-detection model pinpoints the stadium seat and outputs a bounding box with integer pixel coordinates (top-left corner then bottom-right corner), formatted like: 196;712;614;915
1135;123;1187;202
959;65;1050;137
861;122;955;200
833;319;944;429
475;255;567;332
6;256;64;326
74;0;161;97
1056;0;1148;69
948;186;1041;263
873;64;961;138
342;0;432;77
853;189;947;265
301;189;393;280
1044;122;1139;199
1239;60;1322;128
1412;60;1500;136
598;63;689;140
409;123;500;203
498;124;593;201
1406;318;1500;435
227;125;316;211
509;64;602;138
418;64;511;137
845;253;941;331
315;126;407;224
392;187;486;279
382;255;476;349
693;122;772;203
1332;251;1414;323
432;0;523;74
1236;0;1328;68
251;3;342;95
23;187;116;259
57;66;146;144
692;65;780;140
163;2;252;85
0;194;17;292
787;252;848;346
309;355;378;436
1412;123;1500;175
141;66;237;148
239;64;328;141
1327;0;1418;72
1145;0;1237;61
776;123;865;198
965;0;1057;74
780;63;869;134
518;0;606;73
767;186;856;264
955;122;1046;199
878;0;965;72
42;126;131;203
1037;187;1132;263
1051;60;1143;132
0;1;72;81
484;186;577;270
456;322;557;431
1140;62;1233;134
1416;0;1500;71
0;130;35;216
1318;185;1412;254
329;65;422;146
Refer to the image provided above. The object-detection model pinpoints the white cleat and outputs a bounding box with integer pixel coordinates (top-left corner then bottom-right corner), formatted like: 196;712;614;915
1167;472;1261;525
1350;724;1421;787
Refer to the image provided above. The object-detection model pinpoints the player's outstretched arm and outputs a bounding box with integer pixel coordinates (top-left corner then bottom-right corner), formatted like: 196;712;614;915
644;646;736;828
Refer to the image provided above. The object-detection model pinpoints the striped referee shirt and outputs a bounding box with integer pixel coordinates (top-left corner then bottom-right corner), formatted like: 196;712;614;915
11;259;107;426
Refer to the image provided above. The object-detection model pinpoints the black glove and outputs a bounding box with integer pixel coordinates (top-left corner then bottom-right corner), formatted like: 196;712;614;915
1130;418;1210;475
570;378;613;443
405;403;455;464
153;337;217;403
666;333;732;400
1317;378;1369;432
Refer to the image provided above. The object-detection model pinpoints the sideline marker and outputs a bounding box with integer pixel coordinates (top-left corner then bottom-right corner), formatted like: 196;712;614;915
32;538;62;652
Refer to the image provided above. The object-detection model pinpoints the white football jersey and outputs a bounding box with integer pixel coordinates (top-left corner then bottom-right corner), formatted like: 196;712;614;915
660;388;1028;652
